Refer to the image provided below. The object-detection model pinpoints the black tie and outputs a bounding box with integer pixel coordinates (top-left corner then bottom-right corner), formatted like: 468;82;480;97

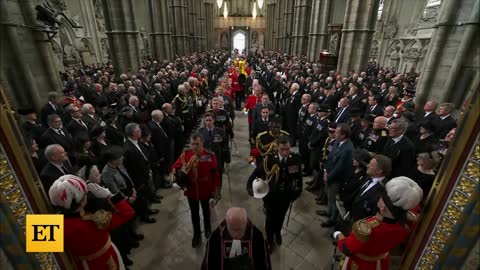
208;129;213;138
61;165;70;174
361;178;373;193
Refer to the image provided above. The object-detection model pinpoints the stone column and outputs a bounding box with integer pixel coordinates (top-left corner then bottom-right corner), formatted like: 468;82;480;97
102;0;141;74
148;0;173;60
336;0;381;75
0;0;62;110
204;1;214;50
274;0;284;51
416;0;480;106
196;0;206;51
79;0;103;64
170;0;189;56
186;0;198;52
291;0;311;56
266;1;276;50
282;0;294;54
306;0;333;61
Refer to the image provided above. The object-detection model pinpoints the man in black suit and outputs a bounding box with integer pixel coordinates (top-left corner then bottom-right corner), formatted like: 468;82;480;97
349;154;392;222
65;105;89;138
18;109;46;142
347;85;364;111
123;123;160;223
251;107;272;145
285;83;302;146
162;103;184;162
365;95;384;117
318;123;354;227
382;119;416;178
40;91;65;127
40;144;73;193
81;103;103;130
334;98;351;124
433;103;457;139
253;93;276;122
147;110;172;189
416;100;439;129
39;114;74;156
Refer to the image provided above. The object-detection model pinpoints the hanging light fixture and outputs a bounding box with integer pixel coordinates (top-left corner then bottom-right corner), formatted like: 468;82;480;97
257;0;264;9
223;2;228;19
252;2;257;19
216;0;223;9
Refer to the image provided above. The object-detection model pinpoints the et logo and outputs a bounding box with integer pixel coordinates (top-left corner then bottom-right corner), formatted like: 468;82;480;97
26;214;63;252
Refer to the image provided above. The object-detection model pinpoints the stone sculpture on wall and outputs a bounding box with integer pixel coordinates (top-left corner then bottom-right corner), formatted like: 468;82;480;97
220;31;229;49
329;33;339;55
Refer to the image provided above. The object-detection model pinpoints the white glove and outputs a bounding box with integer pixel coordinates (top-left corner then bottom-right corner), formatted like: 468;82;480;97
250;162;257;168
209;198;217;206
333;231;342;240
243;111;248;115
87;183;112;199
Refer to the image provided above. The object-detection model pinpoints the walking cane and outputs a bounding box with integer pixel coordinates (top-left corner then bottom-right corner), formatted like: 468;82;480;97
331;243;338;270
285;201;293;227
226;167;233;205
231;138;240;154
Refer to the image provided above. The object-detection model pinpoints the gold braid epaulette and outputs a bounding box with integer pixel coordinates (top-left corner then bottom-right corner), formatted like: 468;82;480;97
80;209;113;230
181;152;199;174
263;157;280;184
352;219;379;242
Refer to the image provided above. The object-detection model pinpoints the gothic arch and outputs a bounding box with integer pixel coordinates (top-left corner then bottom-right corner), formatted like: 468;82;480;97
384;39;404;69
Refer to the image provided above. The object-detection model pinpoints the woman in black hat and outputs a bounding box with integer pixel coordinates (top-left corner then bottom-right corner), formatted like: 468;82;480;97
414;121;438;154
90;126;108;168
338;149;373;213
72;133;97;172
104;112;125;146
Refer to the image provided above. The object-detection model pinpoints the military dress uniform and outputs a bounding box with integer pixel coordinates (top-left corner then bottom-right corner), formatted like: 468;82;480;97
211;108;234;139
299;113;318;175
247;153;303;245
173;93;194;138
309;116;330;173
252;130;289;166
171;148;221;240
362;128;388;154
296;104;309;140
336;213;416;270
198;127;231;188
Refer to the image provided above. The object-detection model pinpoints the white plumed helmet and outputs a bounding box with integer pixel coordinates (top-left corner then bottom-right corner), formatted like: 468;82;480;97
385;176;423;210
49;175;87;210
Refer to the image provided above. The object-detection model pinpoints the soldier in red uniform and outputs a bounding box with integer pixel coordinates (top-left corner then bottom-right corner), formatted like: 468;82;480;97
244;84;262;131
171;133;221;247
48;174;135;270
334;176;423;270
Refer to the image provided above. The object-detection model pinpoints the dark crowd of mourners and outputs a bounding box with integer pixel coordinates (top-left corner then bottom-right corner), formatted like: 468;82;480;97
16;48;459;270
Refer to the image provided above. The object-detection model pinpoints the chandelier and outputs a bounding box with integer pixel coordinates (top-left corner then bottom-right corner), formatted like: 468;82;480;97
216;0;223;9
257;0;264;9
252;3;257;19
223;2;228;19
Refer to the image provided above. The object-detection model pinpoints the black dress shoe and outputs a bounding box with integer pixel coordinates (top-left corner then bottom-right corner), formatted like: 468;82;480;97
151;198;162;203
128;241;140;249
148;209;159;215
133;233;144;241
316;210;329;217
161;182;173;189
141;217;156;223
192;236;201;248
321;220;335;227
316;200;328;206
123;256;134;266
305;180;315;185
275;233;282;245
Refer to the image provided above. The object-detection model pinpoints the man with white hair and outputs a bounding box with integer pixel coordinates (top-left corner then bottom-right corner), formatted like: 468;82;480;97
40;144;72;192
148;110;172;189
334;176;422;270
201;207;271;270
173;84;194;138
285;83;302;146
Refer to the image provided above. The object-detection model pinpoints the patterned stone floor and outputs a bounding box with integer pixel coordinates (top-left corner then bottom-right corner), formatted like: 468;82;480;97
130;112;336;270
